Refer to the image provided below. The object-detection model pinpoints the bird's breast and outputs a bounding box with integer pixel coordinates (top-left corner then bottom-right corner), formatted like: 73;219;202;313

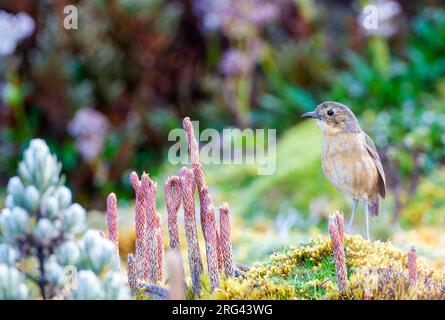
321;132;379;200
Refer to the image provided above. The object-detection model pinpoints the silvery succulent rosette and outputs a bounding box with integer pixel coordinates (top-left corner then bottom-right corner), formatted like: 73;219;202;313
0;139;129;299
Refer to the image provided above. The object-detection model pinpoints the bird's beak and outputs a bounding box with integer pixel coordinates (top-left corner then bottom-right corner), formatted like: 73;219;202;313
301;111;322;120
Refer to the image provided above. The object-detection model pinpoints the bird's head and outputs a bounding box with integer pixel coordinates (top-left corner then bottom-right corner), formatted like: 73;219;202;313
301;101;361;135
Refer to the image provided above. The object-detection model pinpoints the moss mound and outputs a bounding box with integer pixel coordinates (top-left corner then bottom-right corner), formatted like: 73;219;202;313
203;235;445;300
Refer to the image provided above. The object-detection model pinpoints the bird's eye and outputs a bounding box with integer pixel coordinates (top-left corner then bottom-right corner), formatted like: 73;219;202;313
327;109;334;116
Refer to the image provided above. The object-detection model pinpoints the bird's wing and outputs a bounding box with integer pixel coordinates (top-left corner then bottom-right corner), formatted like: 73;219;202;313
364;133;387;198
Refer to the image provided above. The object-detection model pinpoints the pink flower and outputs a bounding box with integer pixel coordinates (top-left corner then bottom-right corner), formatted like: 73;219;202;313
68;108;109;162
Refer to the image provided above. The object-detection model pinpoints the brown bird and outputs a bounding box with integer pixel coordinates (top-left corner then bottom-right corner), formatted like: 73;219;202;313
302;101;386;240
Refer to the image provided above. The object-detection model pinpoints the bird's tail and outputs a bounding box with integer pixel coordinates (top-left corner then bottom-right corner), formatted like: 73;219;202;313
367;196;380;217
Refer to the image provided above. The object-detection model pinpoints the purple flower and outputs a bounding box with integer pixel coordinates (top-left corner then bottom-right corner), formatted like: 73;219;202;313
194;0;279;38
249;2;279;26
219;49;252;76
14;13;35;40
0;11;35;56
68;108;109;162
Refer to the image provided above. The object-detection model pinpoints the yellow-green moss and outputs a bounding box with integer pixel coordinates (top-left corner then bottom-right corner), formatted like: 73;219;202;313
134;288;153;300
202;235;445;300
130;233;444;300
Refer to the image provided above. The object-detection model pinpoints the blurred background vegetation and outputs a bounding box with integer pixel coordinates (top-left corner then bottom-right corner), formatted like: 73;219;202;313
1;0;444;264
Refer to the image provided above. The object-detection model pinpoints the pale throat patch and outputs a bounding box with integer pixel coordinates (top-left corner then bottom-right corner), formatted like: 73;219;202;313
317;120;342;136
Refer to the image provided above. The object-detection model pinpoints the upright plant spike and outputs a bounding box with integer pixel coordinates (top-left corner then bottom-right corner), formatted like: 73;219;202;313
106;193;120;270
183;118;220;290
115;118;240;297
335;211;344;240
219;202;235;278
179;167;203;296
127;254;138;296
216;229;223;273
183;118;209;224
328;211;347;293
156;212;165;282
130;171;148;278
408;247;418;286
166;250;186;300
165;176;182;257
182;117;200;166
199;186;220;290
141;173;163;283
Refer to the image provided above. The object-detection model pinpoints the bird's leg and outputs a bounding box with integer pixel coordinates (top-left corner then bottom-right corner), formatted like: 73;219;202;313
347;199;358;234
364;200;370;241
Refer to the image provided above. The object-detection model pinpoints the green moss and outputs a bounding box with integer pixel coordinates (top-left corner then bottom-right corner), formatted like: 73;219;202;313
203;235;443;300
290;255;336;299
134;288;152;300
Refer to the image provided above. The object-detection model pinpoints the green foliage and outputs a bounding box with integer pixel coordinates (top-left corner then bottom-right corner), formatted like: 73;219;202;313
3;2;445;211
200;121;343;221
400;168;445;227
330;8;445;187
255;39;326;128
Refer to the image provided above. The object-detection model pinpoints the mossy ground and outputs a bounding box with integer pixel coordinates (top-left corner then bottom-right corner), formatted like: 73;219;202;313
202;235;445;300
130;232;445;300
94;209;445;300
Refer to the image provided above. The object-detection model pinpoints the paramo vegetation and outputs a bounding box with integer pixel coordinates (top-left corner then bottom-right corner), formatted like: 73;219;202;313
0;0;445;300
